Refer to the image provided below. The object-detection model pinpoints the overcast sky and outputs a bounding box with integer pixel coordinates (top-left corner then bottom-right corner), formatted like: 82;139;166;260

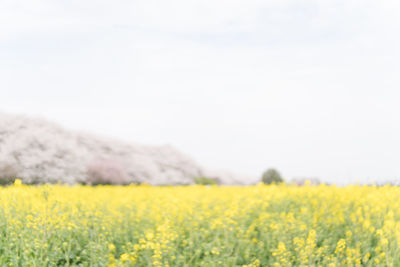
2;0;400;184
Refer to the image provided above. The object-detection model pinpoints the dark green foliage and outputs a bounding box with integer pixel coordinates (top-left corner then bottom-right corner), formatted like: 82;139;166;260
0;164;17;185
262;168;283;184
194;176;218;185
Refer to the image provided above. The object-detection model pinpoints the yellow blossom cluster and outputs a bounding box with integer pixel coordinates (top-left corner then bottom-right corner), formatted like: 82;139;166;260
1;180;400;266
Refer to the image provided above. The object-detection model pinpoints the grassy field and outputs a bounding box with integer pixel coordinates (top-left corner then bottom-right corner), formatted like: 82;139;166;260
1;181;399;266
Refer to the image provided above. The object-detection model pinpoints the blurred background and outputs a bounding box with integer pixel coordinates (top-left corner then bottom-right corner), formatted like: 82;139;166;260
2;0;400;185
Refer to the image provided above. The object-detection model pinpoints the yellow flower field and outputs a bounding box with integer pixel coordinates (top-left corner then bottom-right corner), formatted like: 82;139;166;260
1;182;400;266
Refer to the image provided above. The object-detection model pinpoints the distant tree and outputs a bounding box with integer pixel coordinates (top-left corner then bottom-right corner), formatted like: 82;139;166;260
86;159;129;185
262;168;283;184
0;112;205;185
194;176;218;185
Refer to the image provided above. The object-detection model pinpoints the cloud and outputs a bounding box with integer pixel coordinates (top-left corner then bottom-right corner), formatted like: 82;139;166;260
1;0;393;41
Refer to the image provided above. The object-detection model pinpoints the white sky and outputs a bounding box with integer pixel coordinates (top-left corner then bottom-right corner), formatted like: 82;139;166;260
2;0;400;184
